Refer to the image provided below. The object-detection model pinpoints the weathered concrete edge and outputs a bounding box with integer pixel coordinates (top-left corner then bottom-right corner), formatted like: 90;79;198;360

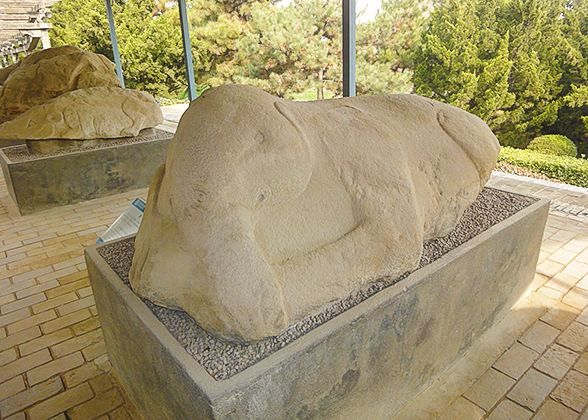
86;195;550;401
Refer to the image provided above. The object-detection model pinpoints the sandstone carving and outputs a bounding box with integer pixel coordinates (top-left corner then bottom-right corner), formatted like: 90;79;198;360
0;45;121;124
0;87;163;143
130;84;500;343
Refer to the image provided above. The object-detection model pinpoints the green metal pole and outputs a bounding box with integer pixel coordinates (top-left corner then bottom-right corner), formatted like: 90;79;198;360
178;0;197;101
104;0;124;88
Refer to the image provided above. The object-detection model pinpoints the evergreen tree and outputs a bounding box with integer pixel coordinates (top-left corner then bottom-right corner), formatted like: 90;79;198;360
355;0;427;95
233;0;342;98
414;0;573;147
414;0;514;131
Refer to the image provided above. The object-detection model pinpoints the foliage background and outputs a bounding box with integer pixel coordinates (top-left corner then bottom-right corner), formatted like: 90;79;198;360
49;0;588;155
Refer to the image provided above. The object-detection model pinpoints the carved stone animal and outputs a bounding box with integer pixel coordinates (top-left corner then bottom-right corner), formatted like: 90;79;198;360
130;84;500;343
0;87;163;142
0;45;121;124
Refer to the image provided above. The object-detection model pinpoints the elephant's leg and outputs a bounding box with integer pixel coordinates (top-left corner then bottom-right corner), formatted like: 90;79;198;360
276;183;424;321
175;206;288;343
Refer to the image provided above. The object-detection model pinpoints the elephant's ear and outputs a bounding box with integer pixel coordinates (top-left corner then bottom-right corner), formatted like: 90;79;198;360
274;100;308;138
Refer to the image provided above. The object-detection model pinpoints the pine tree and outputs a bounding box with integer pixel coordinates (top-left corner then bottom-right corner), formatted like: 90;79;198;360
233;0;342;98
355;0;427;95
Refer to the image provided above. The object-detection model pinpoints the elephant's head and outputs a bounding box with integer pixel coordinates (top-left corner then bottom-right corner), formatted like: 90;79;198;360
130;85;315;342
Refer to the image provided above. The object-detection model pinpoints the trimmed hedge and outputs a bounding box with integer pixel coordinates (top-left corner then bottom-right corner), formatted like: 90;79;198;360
527;134;577;157
498;146;588;187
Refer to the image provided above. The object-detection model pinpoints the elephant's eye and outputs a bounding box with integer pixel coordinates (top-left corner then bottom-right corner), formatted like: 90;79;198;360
257;187;270;204
254;132;265;143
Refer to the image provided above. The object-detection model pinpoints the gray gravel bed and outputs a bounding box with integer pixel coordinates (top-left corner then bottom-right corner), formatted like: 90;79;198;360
97;187;537;380
3;128;172;163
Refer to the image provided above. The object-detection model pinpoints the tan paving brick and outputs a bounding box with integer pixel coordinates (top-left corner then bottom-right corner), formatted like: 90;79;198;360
537;259;565;278
464;368;515;411
0;327;5;339
28;383;94;420
51;329;103;359
575;352;588;375
0;377;63;418
72;316;101;336
0;326;41;352
20;329;74;357
541;302;582;330
63;362;106;389
0;348;52;384
558;322;588;352
538;286;564;300
541;238;565;253
0;279;37;297
550;249;580;266
485;400;532;420
533;399;579;420
89;374;113;395
545;273;580;294
42;233;78;247
0;347;17;366
508;369;558;411
41;309;91;335
494;343;540;380
28;352;85;386
534;344;579;379
15;280;60;300
0;293;16;307
37;266;78;284
1;293;46;315
11;266;53;284
77;286;93;298
519;321;560;353
46;279;91;300
552;370;588;412
0;308;29;328
32;292;78;315
437;396;485;420
58;270;88;285
58;296;95;317
82;340;106;361
563;287;588;310
0;376;25;401
108;406;133;420
6;310;57;335
563;238;588;253
550;230;578;243
67;387;125;420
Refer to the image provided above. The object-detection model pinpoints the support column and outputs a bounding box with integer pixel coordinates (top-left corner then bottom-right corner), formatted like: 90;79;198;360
178;0;197;101
342;0;356;97
104;0;125;88
40;31;51;49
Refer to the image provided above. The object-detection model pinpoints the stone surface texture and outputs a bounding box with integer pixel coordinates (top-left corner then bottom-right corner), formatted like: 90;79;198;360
0;87;163;144
130;84;501;343
87;194;547;420
0;46;121;124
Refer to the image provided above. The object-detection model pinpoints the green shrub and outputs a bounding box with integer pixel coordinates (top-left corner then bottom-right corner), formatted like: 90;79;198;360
527;135;577;157
498;146;588;187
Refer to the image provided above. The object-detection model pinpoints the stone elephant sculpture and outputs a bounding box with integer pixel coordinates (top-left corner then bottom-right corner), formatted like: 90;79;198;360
129;84;500;343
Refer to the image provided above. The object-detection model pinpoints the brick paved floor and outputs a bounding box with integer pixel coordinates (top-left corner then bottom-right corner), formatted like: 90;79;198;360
0;172;147;419
1;110;588;419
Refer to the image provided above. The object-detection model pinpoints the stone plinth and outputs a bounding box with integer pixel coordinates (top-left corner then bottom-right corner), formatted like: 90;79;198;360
0;128;172;215
85;195;549;420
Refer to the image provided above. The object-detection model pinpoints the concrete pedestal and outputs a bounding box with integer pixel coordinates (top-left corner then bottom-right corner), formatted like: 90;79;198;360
85;195;549;420
0;128;172;214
